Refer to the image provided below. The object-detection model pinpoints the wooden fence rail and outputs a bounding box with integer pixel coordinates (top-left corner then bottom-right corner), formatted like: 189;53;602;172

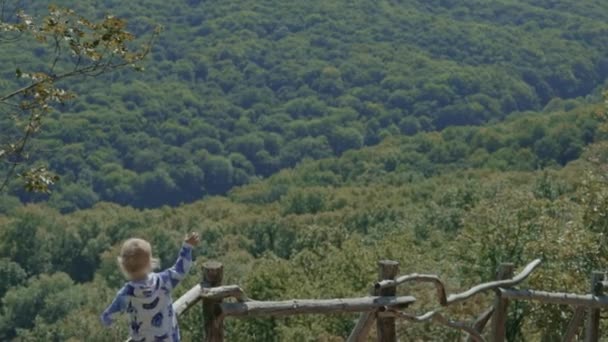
126;259;608;342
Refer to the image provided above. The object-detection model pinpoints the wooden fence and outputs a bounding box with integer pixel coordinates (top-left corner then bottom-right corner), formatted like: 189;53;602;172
129;259;608;341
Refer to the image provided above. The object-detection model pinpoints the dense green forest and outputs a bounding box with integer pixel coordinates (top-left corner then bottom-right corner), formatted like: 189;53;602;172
2;0;608;341
1;102;608;340
2;0;608;210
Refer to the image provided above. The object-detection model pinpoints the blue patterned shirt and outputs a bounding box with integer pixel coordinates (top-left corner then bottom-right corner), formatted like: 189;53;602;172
101;243;194;342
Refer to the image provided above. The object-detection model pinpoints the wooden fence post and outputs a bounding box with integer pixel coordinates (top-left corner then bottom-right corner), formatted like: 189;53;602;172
347;311;376;342
202;261;224;342
585;271;604;342
491;263;514;342
376;260;399;342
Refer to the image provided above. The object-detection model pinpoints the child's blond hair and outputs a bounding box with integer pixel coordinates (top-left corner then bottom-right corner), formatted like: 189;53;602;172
117;238;160;280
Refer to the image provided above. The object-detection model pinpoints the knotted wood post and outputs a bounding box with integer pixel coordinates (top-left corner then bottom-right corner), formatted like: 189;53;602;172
585;271;604;342
491;263;514;342
376;260;399;342
202;261;224;342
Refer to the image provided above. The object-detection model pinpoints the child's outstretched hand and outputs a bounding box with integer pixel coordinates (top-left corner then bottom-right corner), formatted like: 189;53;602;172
185;232;200;246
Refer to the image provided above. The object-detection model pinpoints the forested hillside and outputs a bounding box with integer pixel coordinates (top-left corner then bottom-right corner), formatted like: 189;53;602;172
2;0;608;341
1;102;608;340
2;0;608;210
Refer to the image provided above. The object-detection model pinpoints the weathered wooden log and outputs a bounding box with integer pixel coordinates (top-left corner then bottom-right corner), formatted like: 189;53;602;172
448;259;540;306
348;268;384;342
382;310;485;342
376;260;399;342
375;273;447;306
563;306;585;342
201;285;249;302
585;271;603;342
370;260;539;342
467;307;494;342
346;311;377;342
499;289;608;308
173;284;202;316
220;295;415;318
378;307;492;342
374;259;540;309
491;263;514;342
202;261;224;342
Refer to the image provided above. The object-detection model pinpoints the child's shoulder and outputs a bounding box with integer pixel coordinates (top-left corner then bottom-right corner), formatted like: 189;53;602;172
115;282;136;297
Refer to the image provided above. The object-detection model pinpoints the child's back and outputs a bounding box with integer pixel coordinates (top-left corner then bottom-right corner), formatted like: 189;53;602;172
101;233;200;342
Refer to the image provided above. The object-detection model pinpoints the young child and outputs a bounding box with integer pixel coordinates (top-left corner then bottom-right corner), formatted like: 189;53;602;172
101;232;200;342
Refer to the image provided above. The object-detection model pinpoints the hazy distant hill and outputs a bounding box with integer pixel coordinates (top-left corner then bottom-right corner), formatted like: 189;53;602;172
1;0;607;211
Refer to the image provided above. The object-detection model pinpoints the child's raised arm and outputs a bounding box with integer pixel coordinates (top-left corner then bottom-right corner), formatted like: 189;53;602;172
100;287;129;326
159;232;200;290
